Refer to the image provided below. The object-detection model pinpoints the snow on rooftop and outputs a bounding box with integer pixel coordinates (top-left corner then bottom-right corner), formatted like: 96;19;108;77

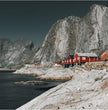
76;53;97;57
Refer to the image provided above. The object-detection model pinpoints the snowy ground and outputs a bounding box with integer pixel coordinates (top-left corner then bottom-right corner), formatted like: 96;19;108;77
14;67;74;80
13;67;46;76
14;62;108;79
17;69;108;110
15;62;108;110
14;66;87;80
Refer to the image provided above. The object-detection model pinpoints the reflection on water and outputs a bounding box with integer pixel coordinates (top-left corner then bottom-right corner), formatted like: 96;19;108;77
0;71;67;109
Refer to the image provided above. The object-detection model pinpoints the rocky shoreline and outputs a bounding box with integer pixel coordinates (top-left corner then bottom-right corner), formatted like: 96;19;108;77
14;61;108;110
17;68;108;110
13;67;75;80
14;62;108;80
14;80;45;86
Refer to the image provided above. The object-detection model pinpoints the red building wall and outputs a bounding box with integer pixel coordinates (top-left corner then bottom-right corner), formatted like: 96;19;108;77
67;56;74;64
74;54;98;63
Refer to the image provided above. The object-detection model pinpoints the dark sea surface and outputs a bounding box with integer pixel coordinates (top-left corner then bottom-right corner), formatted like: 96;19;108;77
0;71;67;109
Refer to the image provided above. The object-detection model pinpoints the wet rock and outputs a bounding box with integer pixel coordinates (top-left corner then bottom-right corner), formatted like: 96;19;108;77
14;80;45;86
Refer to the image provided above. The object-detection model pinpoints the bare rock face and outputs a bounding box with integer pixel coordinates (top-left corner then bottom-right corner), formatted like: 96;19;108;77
0;38;35;68
33;4;108;65
76;4;108;55
33;16;81;65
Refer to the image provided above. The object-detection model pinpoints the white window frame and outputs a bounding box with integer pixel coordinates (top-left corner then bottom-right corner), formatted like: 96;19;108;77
77;57;80;60
82;57;86;60
70;59;71;62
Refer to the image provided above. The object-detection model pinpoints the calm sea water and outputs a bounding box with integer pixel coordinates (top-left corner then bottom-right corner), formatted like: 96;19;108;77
0;71;67;109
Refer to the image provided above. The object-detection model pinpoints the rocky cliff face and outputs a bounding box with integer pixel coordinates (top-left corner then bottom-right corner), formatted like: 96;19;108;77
0;38;35;68
33;4;108;65
76;4;108;55
33;16;80;65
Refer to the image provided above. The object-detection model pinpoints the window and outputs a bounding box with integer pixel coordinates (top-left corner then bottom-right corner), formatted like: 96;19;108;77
70;59;71;62
82;57;86;60
77;57;80;60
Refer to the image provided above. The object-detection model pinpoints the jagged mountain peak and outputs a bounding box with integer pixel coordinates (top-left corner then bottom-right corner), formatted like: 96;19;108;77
90;4;107;10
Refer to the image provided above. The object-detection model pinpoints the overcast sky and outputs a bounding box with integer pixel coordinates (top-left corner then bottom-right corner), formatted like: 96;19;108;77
0;1;108;46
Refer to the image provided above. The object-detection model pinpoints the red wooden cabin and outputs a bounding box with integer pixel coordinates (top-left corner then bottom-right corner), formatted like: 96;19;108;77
67;55;74;64
61;57;67;65
61;55;74;68
74;53;98;64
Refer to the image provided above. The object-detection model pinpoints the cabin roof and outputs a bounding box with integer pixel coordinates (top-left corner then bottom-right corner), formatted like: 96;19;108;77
76;53;97;57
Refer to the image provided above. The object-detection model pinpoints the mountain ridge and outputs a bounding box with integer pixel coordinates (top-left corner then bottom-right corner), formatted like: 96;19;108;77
32;4;108;66
0;4;108;67
0;38;37;68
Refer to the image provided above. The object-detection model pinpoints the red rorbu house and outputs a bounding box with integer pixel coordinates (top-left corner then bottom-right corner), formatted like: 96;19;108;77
74;53;98;64
61;55;74;68
61;57;67;65
67;55;74;65
61;55;74;65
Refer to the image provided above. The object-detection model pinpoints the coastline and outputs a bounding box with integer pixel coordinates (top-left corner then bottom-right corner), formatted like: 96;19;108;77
13;67;76;80
17;69;108;110
13;62;108;80
12;62;108;109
